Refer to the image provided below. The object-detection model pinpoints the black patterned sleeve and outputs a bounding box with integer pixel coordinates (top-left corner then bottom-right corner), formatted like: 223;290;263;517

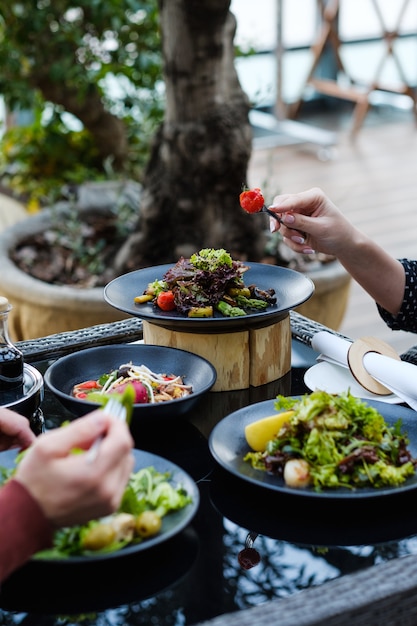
377;259;417;333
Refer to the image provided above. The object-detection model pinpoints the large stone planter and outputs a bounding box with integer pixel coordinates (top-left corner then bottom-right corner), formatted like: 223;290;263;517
0;183;140;341
295;260;351;330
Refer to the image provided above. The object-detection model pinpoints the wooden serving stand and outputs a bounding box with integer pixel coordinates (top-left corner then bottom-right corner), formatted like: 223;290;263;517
142;314;291;392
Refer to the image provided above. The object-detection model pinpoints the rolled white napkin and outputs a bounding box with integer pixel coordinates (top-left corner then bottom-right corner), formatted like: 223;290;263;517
311;331;417;410
311;332;352;368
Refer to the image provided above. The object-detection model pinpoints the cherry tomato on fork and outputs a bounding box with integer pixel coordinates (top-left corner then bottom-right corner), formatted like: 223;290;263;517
239;187;265;214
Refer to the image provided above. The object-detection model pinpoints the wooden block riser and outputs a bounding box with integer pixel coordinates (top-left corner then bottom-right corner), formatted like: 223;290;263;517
142;315;291;391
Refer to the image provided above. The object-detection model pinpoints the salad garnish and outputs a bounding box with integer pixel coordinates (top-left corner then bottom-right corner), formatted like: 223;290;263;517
72;362;192;404
134;247;276;318
244;390;417;491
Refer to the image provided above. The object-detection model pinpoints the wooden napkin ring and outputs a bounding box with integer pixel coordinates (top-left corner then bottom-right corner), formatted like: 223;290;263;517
347;336;400;395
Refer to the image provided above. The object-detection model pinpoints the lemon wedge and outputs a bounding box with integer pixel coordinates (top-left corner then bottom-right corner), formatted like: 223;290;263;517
244;410;295;452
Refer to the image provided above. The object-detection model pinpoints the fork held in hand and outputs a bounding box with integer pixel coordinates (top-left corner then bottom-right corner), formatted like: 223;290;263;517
86;397;127;464
261;206;305;235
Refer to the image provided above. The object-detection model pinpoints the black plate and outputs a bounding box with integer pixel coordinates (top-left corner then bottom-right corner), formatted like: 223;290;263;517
44;343;216;420
209;398;417;500
104;263;315;332
0;447;200;564
210;467;417;546
0;528;199;613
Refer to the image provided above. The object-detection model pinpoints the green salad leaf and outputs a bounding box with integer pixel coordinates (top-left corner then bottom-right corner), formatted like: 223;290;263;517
84;383;135;424
245;390;417;491
34;465;192;559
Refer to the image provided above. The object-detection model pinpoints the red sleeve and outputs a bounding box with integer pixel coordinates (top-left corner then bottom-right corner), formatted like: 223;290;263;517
0;479;54;583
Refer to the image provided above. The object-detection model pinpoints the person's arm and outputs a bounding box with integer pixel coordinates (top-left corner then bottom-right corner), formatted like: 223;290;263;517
377;259;417;332
269;188;405;315
0;480;54;583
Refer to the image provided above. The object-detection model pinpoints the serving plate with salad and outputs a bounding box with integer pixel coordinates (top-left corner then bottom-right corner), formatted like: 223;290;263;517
103;252;314;332
0;448;199;564
44;344;217;420
209;391;417;500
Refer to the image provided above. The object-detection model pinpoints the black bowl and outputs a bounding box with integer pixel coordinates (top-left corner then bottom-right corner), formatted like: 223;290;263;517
44;344;217;421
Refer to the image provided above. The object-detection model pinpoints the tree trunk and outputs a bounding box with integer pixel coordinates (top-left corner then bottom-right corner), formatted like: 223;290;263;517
116;0;265;271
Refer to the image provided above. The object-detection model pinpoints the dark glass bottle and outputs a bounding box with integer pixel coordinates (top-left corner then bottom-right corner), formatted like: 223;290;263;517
0;297;24;401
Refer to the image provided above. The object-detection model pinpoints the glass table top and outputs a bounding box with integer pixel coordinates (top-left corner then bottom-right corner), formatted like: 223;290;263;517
2;340;417;625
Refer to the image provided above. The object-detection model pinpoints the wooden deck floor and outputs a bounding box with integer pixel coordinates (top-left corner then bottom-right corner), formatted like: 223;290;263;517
248;103;417;355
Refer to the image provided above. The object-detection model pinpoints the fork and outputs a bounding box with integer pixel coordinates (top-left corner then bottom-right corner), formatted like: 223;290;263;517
261;205;305;235
85;397;127;464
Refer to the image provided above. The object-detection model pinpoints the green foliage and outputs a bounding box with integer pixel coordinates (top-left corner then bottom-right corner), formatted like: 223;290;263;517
0;105;105;203
0;0;164;204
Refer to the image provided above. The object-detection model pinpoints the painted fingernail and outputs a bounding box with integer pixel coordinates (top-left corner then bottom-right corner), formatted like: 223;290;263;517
269;218;277;233
302;247;315;254
283;213;295;224
291;235;305;244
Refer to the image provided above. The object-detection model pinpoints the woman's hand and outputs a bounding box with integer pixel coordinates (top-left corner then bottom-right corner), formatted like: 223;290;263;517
0;408;36;452
269;187;406;315
268;187;357;257
14;411;134;528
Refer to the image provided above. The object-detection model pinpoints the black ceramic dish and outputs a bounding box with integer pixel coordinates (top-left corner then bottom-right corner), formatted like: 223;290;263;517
0;447;200;564
209;398;417;501
104;263;315;332
209;466;417;546
0;447;200;612
0;528;199;614
44;344;217;420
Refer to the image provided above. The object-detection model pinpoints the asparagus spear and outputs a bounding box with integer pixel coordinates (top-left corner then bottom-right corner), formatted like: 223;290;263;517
216;300;246;317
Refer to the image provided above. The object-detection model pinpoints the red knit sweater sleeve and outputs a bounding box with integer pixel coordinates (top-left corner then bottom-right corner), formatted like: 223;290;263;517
0;479;54;583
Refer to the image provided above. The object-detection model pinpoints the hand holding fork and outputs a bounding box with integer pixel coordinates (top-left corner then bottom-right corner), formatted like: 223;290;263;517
86;397;127;463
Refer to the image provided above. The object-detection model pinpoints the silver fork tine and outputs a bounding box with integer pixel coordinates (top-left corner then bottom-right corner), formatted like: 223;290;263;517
85;397;127;463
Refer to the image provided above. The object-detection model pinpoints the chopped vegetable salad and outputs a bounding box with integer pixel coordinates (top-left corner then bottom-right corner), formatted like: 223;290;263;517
134;248;276;318
73;362;192;404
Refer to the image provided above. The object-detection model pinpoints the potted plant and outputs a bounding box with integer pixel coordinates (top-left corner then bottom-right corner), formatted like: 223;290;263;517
0;181;142;341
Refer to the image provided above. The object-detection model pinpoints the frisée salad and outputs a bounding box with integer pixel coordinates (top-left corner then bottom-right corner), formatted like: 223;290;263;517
244;391;417;491
0;461;193;558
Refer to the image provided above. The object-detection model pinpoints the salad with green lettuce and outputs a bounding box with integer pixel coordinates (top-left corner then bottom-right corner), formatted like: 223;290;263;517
244;391;417;491
0;464;192;558
37;466;192;559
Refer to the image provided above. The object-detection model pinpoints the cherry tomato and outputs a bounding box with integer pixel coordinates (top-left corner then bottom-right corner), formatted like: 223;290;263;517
73;380;101;398
156;290;176;311
77;380;100;389
239;187;265;214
